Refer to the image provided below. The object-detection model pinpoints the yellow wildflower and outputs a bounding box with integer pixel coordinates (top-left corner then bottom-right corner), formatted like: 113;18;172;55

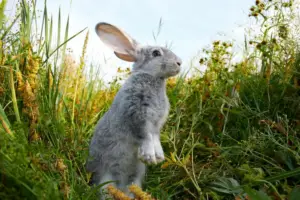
55;158;67;172
59;181;70;199
128;184;154;200
106;184;131;200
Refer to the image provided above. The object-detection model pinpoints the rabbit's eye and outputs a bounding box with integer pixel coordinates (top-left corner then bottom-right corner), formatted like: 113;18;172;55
152;50;161;57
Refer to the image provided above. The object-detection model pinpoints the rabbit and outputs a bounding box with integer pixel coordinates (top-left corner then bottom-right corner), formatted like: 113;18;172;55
86;22;182;199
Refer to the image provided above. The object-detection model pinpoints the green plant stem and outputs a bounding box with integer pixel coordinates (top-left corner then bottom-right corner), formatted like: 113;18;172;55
10;66;20;122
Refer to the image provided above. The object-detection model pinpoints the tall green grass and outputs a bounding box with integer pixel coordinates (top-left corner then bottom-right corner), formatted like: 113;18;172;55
0;0;300;200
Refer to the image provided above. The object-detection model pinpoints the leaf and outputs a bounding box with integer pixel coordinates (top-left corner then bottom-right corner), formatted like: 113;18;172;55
182;153;190;165
0;103;14;136
160;161;171;169
43;27;86;64
170;152;177;162
210;177;243;195
0;0;7;30
265;167;300;183
288;186;300;200
244;187;272;200
0;103;11;127
1;14;20;40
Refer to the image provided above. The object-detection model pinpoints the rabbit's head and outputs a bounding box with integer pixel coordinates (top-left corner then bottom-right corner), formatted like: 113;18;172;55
95;22;182;78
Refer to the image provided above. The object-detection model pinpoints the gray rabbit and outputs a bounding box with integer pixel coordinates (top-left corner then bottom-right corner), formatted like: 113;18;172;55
86;22;182;199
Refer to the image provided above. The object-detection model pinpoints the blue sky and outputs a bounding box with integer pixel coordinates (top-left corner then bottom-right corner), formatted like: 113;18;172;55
6;0;255;81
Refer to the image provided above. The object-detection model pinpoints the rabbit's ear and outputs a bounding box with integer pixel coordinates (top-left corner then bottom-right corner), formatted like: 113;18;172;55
114;52;136;62
96;22;138;62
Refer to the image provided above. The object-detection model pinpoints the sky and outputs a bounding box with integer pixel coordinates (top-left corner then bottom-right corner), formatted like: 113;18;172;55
5;0;255;82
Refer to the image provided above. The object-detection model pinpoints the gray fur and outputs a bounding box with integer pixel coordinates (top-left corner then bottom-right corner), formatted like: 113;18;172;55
86;22;181;199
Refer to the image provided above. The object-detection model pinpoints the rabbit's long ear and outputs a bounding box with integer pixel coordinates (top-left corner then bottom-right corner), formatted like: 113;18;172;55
95;22;138;62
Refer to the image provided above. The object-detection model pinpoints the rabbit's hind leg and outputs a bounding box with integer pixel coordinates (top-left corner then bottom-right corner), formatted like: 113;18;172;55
125;161;146;198
129;161;146;188
96;172;117;200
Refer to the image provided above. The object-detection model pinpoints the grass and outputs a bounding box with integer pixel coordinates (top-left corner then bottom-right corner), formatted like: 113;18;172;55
0;0;300;199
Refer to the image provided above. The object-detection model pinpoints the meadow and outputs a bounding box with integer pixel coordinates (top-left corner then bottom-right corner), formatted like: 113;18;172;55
0;0;300;199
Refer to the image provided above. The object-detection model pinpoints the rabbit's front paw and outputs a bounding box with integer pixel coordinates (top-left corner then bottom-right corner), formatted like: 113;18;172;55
154;136;165;163
138;142;157;165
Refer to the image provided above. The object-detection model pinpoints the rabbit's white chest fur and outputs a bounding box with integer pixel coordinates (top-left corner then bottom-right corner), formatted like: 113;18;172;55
157;92;170;129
